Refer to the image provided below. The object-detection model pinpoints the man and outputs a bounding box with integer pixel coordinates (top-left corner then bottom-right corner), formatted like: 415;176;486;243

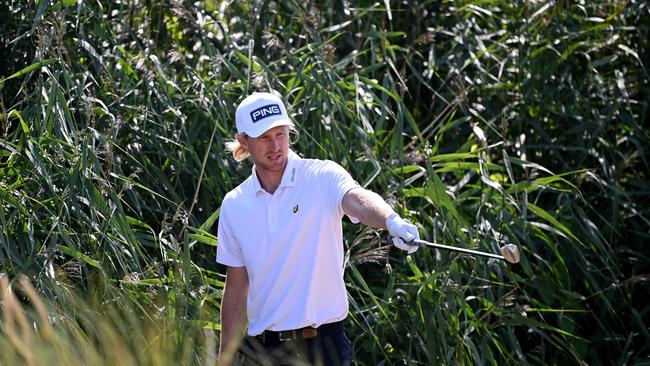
217;91;420;365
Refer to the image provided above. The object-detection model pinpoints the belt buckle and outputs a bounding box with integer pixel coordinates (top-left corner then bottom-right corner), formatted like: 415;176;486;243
302;328;318;339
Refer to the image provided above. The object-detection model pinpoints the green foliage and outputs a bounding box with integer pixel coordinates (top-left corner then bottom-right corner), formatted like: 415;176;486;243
1;0;648;365
0;274;214;365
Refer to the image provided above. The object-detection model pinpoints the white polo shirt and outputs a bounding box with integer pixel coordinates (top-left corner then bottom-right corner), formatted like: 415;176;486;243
216;151;360;336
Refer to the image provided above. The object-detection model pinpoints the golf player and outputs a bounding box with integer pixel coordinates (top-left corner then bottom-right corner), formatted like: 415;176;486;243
217;91;420;365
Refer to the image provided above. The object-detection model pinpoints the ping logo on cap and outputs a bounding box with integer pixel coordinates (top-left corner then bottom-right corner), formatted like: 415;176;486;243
250;104;282;123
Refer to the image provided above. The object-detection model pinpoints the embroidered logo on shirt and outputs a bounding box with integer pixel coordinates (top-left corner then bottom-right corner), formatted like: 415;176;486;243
293;204;299;213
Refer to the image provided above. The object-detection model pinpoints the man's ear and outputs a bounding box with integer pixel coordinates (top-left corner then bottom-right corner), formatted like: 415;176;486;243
236;133;248;149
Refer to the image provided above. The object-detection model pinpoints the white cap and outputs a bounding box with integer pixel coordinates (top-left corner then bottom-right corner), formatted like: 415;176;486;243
235;92;294;138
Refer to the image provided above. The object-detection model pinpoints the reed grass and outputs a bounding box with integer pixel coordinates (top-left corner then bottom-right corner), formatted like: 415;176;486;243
1;0;648;364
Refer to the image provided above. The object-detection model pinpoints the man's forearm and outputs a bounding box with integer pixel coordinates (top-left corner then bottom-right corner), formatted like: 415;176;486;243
342;187;395;229
343;187;421;254
219;267;249;366
219;298;246;364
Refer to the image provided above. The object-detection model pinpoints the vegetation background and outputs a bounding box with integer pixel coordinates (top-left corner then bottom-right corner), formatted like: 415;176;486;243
1;0;648;365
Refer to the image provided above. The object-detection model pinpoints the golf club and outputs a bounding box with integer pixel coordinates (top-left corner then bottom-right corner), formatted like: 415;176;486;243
411;239;521;264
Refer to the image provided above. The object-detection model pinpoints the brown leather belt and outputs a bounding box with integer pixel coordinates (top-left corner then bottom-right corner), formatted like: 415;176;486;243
257;320;344;343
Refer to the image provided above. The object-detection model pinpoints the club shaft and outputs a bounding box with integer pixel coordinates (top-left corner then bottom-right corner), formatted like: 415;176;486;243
413;239;506;261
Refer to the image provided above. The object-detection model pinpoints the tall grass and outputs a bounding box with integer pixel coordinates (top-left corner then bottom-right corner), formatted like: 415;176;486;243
0;273;214;365
1;0;648;364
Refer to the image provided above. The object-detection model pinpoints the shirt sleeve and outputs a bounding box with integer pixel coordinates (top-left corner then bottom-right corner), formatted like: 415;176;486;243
321;160;361;222
216;198;246;267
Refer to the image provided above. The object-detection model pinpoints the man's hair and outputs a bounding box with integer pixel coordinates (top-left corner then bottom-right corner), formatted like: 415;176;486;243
225;126;299;162
225;138;250;162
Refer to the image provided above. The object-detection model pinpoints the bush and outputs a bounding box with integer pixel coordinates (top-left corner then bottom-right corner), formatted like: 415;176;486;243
1;1;648;364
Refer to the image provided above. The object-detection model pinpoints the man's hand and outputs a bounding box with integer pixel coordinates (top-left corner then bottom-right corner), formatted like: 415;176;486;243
386;213;420;254
340;188;421;254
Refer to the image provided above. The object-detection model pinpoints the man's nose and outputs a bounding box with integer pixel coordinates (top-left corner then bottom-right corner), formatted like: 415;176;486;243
269;136;280;150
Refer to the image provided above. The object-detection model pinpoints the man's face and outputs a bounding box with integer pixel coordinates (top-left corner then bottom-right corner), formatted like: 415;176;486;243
239;126;290;174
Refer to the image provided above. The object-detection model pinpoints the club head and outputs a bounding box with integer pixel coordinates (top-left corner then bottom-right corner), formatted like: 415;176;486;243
499;244;520;264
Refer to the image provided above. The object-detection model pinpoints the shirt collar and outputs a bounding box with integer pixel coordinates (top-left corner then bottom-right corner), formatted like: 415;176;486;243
251;150;300;194
280;150;301;188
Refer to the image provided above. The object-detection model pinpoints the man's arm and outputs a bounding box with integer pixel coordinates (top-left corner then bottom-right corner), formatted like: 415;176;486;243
342;187;394;229
342;187;421;253
219;266;249;366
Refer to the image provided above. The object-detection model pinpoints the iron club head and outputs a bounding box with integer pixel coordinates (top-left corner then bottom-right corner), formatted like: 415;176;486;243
499;244;520;264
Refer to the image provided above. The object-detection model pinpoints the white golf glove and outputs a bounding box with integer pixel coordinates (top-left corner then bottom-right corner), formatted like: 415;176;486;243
386;212;420;254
